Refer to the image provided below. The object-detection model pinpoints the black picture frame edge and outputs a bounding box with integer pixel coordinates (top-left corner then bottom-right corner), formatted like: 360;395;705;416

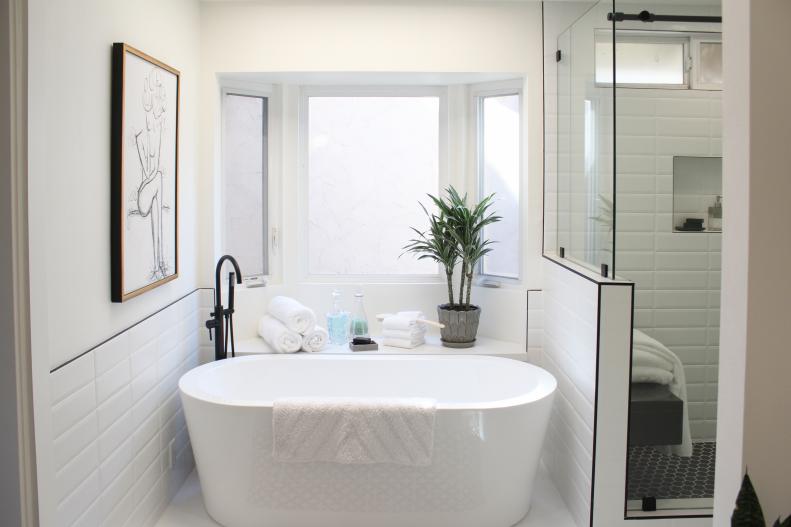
110;42;181;303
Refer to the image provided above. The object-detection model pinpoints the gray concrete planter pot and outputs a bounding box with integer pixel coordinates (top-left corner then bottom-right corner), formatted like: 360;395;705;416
437;304;481;348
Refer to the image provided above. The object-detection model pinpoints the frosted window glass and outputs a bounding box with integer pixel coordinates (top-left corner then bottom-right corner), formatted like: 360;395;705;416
699;42;722;85
223;94;267;276
308;96;440;275
596;40;686;85
480;94;520;279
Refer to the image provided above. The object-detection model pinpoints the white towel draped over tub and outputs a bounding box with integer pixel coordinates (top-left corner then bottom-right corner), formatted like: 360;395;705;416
272;397;437;466
632;329;693;457
301;326;329;353
268;296;317;334
258;315;302;354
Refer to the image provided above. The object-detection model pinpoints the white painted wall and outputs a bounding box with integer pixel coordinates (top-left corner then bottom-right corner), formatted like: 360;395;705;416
197;1;545;327
28;0;202;371
27;0;202;524
715;0;791;522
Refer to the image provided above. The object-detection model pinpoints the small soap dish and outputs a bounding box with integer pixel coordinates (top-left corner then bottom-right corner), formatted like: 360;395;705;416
349;337;378;352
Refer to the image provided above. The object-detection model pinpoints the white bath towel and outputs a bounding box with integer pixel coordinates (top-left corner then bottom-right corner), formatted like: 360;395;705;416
258;315;302;354
381;315;425;332
382;336;425;349
268;296;317;335
632;330;693;457
631;366;674;385
273;397;437;466
382;327;427;340
633;348;674;372
301;326;329;353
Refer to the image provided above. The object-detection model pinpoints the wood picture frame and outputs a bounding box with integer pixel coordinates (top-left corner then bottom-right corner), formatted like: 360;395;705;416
111;43;180;302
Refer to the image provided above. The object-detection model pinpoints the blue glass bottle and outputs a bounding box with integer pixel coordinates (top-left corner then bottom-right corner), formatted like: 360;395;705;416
326;289;350;345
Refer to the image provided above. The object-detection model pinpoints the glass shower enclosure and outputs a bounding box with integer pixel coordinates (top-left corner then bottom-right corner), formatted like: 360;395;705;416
544;0;722;517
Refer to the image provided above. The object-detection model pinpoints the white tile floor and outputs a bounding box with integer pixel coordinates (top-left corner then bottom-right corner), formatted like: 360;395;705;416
154;465;576;527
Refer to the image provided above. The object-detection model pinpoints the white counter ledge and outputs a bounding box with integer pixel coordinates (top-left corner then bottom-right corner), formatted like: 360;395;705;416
234;334;528;361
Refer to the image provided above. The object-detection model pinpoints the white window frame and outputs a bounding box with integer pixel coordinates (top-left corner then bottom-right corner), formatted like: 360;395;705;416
297;85;450;284
219;82;278;284
471;80;523;284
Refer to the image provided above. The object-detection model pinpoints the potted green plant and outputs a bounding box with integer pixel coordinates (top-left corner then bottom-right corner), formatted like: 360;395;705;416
732;473;791;527
403;186;501;348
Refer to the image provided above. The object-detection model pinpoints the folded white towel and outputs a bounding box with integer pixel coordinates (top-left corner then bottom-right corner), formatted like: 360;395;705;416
633;348;674;372
382;315;425;332
632;366;674;385
272;397;436;466
632;330;693;457
382;328;426;340
301;326;329;353
396;310;424;319
258;315;302;353
382;336;425;349
268;296;316;335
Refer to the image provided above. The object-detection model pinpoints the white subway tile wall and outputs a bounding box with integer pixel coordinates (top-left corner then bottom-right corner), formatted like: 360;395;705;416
539;262;599;527
527;290;543;365
615;88;721;442
49;289;213;527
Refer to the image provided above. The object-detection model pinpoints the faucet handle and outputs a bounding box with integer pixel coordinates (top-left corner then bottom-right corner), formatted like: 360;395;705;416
205;318;219;341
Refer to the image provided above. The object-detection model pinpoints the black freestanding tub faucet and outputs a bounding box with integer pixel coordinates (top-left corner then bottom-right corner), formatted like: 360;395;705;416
206;255;242;360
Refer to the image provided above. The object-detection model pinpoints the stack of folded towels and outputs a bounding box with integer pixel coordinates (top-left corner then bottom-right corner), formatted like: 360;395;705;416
257;296;329;353
631;329;692;457
381;311;427;349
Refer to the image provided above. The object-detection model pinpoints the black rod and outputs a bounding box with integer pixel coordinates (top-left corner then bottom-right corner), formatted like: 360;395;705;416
608;11;721;24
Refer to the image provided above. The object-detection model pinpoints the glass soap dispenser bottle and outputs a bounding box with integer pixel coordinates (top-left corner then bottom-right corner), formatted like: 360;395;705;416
708;195;723;232
326;289;350;345
349;290;370;339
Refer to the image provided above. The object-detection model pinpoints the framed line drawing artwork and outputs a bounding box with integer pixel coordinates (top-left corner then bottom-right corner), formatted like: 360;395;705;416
111;43;179;302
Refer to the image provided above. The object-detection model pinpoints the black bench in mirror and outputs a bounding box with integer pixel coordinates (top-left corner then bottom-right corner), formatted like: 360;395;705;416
629;383;683;446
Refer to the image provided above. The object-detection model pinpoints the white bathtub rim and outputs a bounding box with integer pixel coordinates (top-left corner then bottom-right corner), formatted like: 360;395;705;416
179;354;557;411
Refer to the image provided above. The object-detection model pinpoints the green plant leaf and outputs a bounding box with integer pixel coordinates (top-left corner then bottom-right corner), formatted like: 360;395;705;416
732;474;765;527
773;516;791;527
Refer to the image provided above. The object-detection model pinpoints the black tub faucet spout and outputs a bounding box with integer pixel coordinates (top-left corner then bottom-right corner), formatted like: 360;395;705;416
206;255;242;360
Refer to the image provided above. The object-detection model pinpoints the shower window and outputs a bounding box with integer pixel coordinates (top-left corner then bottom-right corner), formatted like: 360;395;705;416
302;89;444;278
476;91;521;280
692;39;723;89
595;31;688;87
222;91;269;278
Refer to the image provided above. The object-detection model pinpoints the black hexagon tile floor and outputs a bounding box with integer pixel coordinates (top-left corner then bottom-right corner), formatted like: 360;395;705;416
627;442;716;500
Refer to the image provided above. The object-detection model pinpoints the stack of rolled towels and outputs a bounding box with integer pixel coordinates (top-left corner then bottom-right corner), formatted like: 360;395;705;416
381;311;427;349
257;296;329;353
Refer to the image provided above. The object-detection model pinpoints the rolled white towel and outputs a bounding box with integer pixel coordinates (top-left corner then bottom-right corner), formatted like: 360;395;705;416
258;315;302;353
302;326;329;353
382;336;425;349
268;296;316;334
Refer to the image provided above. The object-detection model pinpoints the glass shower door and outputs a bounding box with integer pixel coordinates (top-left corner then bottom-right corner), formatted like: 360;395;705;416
612;0;723;515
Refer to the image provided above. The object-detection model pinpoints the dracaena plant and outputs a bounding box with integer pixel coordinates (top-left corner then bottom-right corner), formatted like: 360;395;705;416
402;202;459;306
402;186;501;310
732;473;791;527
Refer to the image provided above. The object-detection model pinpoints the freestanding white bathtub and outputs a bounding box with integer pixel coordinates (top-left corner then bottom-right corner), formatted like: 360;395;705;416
179;354;556;527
